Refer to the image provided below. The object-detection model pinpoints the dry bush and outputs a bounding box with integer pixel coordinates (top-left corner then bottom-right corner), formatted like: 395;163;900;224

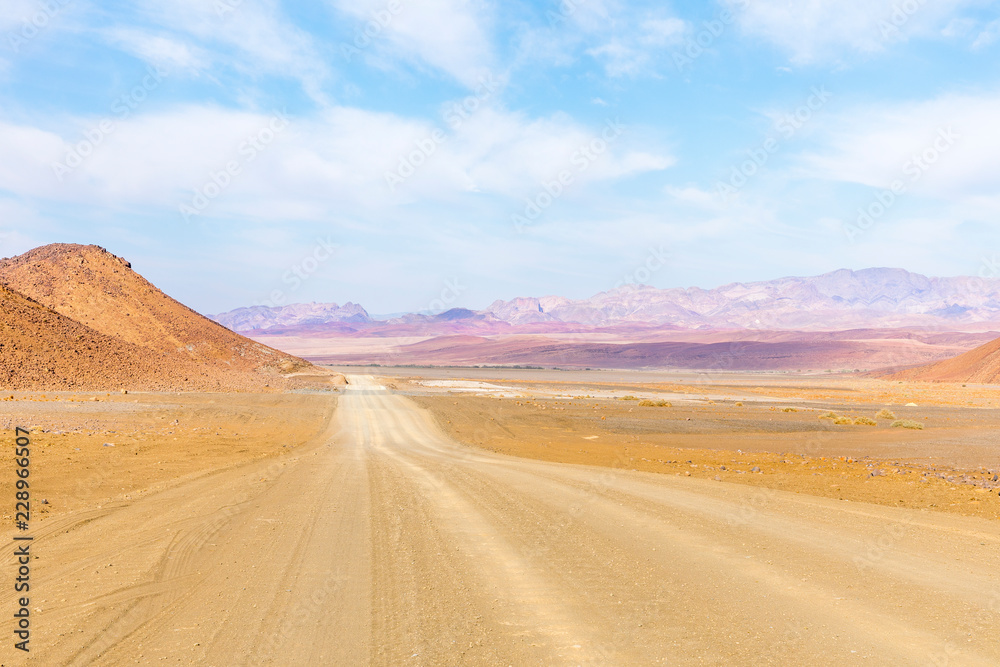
619;395;638;401
833;416;854;425
854;416;877;426
818;411;839;420
876;409;896;420
782;407;798;412
891;419;924;430
638;399;672;407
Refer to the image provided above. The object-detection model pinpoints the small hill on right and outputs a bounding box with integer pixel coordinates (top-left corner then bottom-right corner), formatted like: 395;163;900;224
888;335;1000;383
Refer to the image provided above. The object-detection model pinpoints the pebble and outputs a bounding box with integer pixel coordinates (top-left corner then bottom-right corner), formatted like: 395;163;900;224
750;466;761;473
103;443;114;447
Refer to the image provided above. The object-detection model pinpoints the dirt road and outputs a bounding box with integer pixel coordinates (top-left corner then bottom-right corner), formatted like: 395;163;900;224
5;375;1000;665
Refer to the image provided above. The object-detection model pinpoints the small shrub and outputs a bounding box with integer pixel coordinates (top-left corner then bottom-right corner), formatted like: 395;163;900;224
833;416;854;425
620;395;638;401
818;411;839;420
854;416;877;426
638;399;672;407
735;402;743;407
782;407;798;413
876;409;896;420
891;419;924;430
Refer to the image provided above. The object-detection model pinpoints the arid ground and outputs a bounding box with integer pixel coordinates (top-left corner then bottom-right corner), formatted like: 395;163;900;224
2;370;999;664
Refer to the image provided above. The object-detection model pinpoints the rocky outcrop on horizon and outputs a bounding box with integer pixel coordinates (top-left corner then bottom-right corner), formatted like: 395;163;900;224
481;268;1000;330
211;302;372;331
212;268;1000;332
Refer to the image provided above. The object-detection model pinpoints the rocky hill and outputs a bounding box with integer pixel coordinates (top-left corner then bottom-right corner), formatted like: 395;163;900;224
0;282;165;390
0;244;324;391
888;336;1000;384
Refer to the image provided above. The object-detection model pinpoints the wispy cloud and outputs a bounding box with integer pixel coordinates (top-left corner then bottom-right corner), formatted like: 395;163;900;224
129;0;332;104
103;28;209;73
0;0;38;32
0;103;674;223
331;0;495;88
723;0;984;64
516;2;689;78
794;92;1000;199
972;18;1000;49
585;15;687;77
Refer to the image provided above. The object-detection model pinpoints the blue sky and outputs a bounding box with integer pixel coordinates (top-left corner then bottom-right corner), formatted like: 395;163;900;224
1;0;999;315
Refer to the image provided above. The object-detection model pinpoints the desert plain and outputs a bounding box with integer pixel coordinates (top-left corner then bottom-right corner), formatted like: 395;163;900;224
3;367;1000;665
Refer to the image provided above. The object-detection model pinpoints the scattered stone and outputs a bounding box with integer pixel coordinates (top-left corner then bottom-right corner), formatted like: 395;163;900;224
714;476;722;481
103;443;114;447
750;466;761;473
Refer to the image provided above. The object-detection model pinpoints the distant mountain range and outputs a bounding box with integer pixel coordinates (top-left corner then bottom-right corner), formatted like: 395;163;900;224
210;268;1000;333
212;301;373;331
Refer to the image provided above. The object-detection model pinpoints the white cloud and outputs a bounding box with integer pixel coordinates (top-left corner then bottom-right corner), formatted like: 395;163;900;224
0;0;37;32
723;0;981;64
972;19;1000;49
0;103;674;222
2;0;80;55
332;0;495;89
638;17;687;47
664;184;726;211
584;12;689;77
942;17;977;38
103;28;209;73
132;0;331;104
515;2;689;78
586;40;647;77
794;92;1000;200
